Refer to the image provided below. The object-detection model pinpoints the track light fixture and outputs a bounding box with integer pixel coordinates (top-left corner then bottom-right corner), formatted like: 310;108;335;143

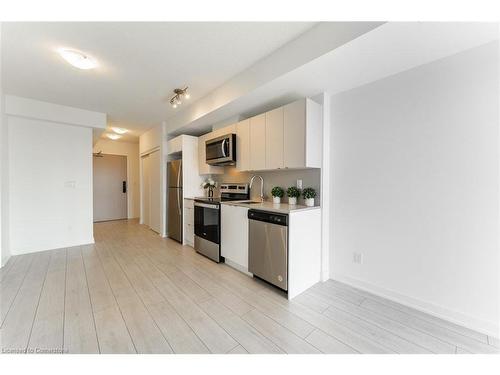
170;87;190;108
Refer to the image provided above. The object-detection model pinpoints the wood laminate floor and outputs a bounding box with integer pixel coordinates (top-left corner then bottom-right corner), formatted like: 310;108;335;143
1;219;498;354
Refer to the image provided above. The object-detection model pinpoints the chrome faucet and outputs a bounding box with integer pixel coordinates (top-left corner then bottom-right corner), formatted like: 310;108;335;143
249;175;264;202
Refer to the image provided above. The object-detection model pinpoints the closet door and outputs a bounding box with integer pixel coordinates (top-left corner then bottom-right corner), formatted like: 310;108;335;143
141;154;150;226
149;150;161;233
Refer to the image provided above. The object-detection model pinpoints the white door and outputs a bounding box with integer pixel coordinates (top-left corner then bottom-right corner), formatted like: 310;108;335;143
93;154;127;222
141;154;150;226
149;150;161;233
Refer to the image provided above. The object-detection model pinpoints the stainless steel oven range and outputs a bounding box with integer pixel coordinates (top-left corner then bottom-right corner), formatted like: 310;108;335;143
194;183;249;262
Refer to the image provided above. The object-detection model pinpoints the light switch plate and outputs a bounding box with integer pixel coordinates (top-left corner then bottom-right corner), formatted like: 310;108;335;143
296;179;303;189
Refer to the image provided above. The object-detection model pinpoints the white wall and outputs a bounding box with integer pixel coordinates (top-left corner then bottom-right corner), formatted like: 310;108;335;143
93;139;140;219
330;42;499;336
8;117;94;254
4;96;105;256
0;22;10;266
139;125;161;154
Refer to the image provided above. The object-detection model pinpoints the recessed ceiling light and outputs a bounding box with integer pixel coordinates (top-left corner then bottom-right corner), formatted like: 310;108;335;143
106;133;122;140
111;127;128;134
58;48;97;70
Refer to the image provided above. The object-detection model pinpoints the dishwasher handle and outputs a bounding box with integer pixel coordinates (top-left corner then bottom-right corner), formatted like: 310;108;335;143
248;209;288;226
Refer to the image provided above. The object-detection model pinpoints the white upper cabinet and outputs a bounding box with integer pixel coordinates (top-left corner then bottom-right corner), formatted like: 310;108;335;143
249;113;266;171
236;118;250;172
283;98;322;169
167;135;183;155
265;107;284;170
198;132;224;175
198;98;322;173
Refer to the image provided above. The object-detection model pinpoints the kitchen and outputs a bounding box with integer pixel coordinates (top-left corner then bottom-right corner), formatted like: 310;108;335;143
2;19;498;358
167;97;323;299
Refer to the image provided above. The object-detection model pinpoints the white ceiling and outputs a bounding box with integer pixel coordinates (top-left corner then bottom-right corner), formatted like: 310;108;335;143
167;22;499;137
1;22;315;141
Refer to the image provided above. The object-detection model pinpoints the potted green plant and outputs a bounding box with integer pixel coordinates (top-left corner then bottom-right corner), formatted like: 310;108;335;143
302;187;316;207
286;186;301;205
271;186;284;204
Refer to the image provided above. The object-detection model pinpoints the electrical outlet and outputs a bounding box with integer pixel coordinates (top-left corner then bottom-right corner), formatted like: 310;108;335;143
353;252;363;264
296;179;303;189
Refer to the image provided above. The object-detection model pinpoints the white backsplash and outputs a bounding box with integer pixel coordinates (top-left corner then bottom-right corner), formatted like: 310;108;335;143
209;166;321;205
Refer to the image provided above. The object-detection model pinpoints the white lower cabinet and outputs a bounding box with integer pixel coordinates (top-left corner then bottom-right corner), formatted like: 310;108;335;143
221;204;249;271
184;199;194;247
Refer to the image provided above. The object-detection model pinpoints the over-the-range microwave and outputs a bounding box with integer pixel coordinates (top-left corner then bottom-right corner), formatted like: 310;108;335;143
205;133;236;166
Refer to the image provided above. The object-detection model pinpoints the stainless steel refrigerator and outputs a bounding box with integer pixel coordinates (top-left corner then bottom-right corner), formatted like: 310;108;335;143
167;160;183;243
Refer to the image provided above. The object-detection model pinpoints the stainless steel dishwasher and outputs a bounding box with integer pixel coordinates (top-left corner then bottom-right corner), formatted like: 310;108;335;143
248;209;288;291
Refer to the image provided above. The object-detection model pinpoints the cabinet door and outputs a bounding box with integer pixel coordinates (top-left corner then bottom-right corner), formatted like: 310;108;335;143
236;119;250;171
284;99;306;168
249;113;266;171
184;199;194;246
221;205;249;270
265;107;284;169
167;135;183;155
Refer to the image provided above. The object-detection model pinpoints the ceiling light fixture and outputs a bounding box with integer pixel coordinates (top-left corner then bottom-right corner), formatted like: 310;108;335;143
170;87;189;108
106;133;122;140
111;127;128;134
58;48;98;70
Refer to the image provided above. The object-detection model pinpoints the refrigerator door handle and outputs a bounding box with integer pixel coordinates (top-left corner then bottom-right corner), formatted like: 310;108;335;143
176;161;182;216
177;188;182;216
177;163;181;188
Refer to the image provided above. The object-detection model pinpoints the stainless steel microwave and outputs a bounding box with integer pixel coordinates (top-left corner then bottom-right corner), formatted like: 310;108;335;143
205;133;236;166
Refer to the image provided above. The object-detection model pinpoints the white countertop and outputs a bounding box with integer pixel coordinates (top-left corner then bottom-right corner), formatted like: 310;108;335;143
221;200;320;214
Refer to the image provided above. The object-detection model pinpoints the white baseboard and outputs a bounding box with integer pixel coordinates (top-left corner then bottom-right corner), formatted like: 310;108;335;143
10;238;95;256
333;273;499;338
224;258;253;277
1;254;11;268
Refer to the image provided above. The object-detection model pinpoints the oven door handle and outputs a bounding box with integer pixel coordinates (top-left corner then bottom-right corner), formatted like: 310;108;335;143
194;202;220;210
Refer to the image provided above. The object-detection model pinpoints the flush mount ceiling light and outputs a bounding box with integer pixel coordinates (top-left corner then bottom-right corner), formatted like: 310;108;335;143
111;127;128;134
170;87;190;108
106;133;122;140
58;48;98;70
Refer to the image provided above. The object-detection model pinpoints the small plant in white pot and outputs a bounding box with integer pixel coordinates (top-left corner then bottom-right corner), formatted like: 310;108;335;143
286;186;301;205
271;186;284;204
201;178;217;197
302;187;316;207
